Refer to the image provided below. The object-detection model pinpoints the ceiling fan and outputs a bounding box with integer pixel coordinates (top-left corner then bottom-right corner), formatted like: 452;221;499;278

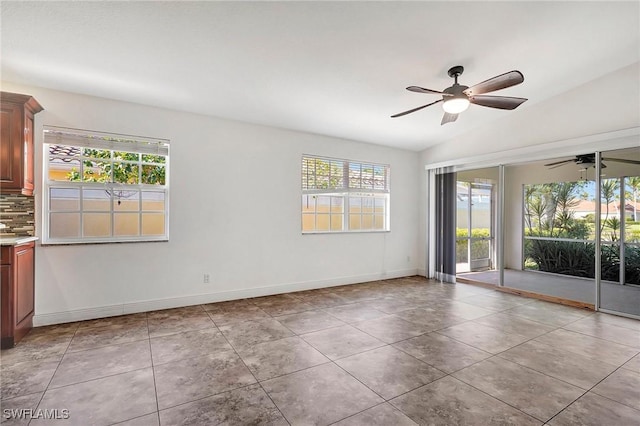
544;153;640;170
391;65;528;125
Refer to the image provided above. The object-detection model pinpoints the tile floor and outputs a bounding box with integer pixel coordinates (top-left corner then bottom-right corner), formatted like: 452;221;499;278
1;277;639;425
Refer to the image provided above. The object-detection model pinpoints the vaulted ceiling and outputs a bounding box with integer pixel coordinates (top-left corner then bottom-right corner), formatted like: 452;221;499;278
2;1;638;151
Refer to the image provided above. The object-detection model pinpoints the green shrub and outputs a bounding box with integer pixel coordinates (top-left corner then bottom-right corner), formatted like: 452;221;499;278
524;240;639;284
457;228;491;263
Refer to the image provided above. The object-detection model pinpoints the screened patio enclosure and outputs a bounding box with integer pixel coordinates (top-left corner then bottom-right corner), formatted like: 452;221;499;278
426;138;640;319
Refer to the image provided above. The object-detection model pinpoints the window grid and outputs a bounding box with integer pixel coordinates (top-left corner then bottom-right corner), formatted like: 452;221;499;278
302;155;390;233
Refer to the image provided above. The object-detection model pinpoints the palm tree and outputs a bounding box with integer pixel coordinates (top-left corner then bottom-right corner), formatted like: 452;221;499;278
627;176;640;221
600;179;619;234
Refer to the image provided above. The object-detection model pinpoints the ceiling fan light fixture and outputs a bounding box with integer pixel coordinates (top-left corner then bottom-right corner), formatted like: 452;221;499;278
442;96;470;114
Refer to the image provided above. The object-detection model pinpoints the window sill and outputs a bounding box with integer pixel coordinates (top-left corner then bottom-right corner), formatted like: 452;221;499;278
302;230;390;235
41;238;169;246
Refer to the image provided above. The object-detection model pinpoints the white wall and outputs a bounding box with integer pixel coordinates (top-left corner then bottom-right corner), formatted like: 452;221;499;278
1;82;420;325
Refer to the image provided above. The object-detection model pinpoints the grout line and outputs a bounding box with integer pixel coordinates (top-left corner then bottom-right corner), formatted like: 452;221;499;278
214;320;292;425
444;373;547;423
28;322;81;425
144;313;161;422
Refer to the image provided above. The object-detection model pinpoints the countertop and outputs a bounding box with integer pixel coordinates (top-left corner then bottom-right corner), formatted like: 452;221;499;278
0;236;39;246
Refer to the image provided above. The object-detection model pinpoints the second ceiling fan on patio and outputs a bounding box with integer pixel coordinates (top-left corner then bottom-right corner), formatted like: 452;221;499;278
544;153;640;170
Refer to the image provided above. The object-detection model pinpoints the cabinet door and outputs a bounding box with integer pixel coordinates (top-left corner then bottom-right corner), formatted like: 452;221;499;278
14;245;34;325
0;102;22;189
23;110;35;195
1;264;13;341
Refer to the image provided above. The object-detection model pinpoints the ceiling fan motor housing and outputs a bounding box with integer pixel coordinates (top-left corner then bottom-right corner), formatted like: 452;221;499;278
447;65;465;78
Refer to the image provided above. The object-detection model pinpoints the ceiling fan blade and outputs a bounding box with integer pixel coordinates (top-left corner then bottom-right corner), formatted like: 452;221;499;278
544;159;574;167
406;86;448;95
441;112;458;125
464;70;524;96
470;95;528;110
391;99;442;118
547;163;573;170
601;157;640;165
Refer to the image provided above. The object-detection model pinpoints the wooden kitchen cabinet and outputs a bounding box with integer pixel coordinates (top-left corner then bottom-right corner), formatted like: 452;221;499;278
1;92;43;196
1;241;35;348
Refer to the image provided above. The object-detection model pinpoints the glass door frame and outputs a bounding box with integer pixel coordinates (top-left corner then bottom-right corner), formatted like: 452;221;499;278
456;181;495;272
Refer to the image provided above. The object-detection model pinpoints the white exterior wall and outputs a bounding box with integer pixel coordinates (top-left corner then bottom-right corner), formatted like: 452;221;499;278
1;82;420;325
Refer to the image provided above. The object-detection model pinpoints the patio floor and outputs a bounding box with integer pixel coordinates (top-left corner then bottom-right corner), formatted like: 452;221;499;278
457;269;640;317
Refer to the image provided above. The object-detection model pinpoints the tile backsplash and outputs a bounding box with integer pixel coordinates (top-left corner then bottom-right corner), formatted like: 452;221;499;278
0;194;35;237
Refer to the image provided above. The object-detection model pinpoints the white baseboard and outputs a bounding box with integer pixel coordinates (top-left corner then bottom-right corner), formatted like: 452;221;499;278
32;268;419;326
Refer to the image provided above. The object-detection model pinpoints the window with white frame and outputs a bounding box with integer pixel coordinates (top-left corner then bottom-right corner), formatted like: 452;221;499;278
302;155;390;233
43;126;169;244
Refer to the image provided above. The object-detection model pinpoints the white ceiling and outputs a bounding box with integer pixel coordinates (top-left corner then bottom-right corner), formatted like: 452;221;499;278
2;1;638;151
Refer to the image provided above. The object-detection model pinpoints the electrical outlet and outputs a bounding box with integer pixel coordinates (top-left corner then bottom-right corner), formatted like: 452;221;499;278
407;256;411;262
203;274;210;284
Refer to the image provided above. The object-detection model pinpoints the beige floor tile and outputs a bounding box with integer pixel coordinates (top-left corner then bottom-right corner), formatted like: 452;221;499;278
623;353;640;372
547;392;640;426
453;357;584;422
390;376;541;426
353;315;430;344
0;392;43;425
505;301;589;327
218;318;294;350
275;310;345;334
333;403;418;426
68;323;149;352
563;316;640;348
535;328;639;366
262;363;383;425
322;302;388;323
394;332;491;373
393;307;468;330
206;304;270;326
147;306;215;338
1;358;59;400
111;412;159;426
437;321;530;354
301;324;385;360
336;346;444;399
150;327;233;365
473;312;556;339
498;340;618;389
153;352;256;409
236;336;329;381
591;368;640;410
159;384;287;425
31;368;156;426
50;340;151;388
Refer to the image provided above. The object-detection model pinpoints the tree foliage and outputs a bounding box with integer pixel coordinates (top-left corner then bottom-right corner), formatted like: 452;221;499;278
523;179;639;284
524;182;589;239
67;149;165;185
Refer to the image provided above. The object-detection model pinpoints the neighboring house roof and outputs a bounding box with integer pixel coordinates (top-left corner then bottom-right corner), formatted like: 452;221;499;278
49;144;81;162
573;200;640;213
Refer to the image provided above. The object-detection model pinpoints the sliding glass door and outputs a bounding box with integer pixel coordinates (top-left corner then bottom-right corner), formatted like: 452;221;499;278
456;182;494;272
598;147;640;317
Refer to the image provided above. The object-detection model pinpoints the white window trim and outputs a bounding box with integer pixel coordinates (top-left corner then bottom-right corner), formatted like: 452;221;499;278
302;155;390;234
42;126;170;244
